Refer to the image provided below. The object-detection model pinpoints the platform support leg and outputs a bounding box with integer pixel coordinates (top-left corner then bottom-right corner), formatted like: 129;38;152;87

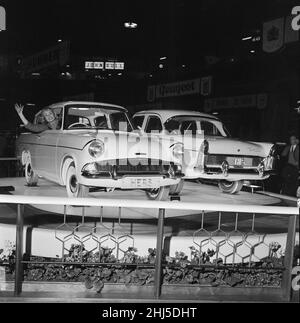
154;208;165;299
14;204;24;296
282;214;297;302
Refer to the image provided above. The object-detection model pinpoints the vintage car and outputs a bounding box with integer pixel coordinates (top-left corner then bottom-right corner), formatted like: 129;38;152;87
133;109;277;194
15;102;184;200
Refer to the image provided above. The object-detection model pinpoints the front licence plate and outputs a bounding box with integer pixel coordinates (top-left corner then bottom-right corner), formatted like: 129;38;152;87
122;177;161;189
234;158;244;166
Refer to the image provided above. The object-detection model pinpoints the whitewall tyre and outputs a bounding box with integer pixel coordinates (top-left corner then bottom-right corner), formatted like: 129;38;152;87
218;180;244;194
66;164;89;198
145;186;170;201
24;160;38;186
169;180;184;195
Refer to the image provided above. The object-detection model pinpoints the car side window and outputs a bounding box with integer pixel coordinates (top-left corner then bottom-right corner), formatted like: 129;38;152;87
145;116;162;133
180;120;197;135
200;120;221;136
53;107;63;129
133;115;144;129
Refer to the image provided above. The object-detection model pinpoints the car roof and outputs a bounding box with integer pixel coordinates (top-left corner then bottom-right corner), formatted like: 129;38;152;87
48;101;127;111
133;109;219;123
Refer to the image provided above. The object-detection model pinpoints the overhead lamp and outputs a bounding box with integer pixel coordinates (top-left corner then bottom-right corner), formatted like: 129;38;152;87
160;56;167;60
250;50;255;53
159;64;164;69
124;22;138;29
242;36;252;41
57;39;62;42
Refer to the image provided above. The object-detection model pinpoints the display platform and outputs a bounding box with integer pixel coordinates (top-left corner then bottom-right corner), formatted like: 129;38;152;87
0;176;280;216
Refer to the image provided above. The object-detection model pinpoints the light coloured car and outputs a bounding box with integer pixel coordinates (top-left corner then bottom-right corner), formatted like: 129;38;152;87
133;109;277;194
16;102;184;200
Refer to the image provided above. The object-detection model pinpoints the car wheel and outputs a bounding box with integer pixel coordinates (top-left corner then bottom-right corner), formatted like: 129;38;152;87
218;180;244;194
169;180;184;195
66;164;89;198
145;186;170;201
25;160;38;186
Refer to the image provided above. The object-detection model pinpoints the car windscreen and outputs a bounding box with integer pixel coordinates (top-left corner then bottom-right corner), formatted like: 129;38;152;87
164;116;228;137
64;105;134;132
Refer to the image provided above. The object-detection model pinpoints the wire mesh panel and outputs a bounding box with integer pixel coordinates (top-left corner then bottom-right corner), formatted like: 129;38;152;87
54;205;135;262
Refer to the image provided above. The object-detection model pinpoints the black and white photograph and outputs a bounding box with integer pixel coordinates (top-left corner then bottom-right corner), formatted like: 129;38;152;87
0;0;299;308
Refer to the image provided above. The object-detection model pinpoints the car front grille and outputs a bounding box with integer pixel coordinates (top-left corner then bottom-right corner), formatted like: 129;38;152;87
82;158;181;178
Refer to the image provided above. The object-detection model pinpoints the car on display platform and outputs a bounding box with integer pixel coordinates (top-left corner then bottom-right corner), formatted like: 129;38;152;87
15;102;184;201
133;109;277;194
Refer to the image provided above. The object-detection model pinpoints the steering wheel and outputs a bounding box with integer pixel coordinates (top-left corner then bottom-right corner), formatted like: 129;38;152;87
68;122;91;129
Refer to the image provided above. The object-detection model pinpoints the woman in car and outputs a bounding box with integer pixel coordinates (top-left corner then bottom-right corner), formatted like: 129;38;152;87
15;103;60;133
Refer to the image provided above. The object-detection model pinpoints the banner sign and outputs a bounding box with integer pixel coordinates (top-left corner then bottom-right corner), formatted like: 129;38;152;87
204;94;268;112
201;76;213;96
147;78;210;102
263;15;299;53
0;6;5;31
85;61;124;70
21;41;70;74
263;17;284;53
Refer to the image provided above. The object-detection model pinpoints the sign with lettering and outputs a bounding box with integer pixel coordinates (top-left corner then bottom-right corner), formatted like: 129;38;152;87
263;17;284;53
0;6;6;31
21;41;70;75
85;61;124;70
105;62;115;70
285;15;299;43
85;61;104;69
147;78;202;102
204;94;268;112
201;76;213;96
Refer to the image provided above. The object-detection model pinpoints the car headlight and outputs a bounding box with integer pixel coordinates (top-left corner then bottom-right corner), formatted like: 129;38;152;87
88;140;105;158
172;143;184;159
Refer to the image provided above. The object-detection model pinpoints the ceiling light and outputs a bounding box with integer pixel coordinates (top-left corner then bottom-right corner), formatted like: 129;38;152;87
159;64;164;69
160;56;167;60
242;36;252;41
124;22;138;29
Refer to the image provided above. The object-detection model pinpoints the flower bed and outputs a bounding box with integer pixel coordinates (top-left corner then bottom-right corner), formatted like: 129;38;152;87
0;243;286;294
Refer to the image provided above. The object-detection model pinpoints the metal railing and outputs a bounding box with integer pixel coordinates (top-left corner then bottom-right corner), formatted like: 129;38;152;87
0;194;298;301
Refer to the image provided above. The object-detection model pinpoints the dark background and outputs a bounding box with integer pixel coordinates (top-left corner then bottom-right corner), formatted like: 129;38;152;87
0;0;299;142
